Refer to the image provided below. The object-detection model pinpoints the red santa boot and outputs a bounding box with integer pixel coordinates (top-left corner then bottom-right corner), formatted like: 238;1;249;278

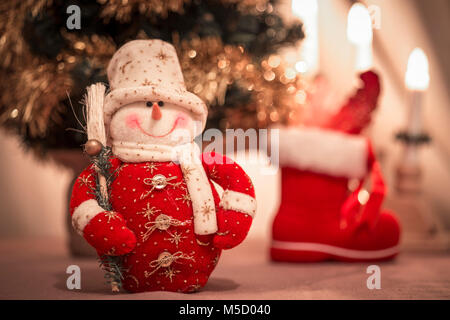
270;127;401;262
70;39;256;293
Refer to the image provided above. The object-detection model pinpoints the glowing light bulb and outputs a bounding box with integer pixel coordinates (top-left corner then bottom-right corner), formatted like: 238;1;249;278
295;61;308;73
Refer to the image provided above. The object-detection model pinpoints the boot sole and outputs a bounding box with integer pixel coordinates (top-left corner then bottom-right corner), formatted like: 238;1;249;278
271;240;400;262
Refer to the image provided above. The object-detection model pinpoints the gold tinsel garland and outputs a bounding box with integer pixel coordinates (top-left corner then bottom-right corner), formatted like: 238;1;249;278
0;0;49;70
98;0;270;22
7;63;73;137
175;35;306;129
0;30;116;138
98;0;189;22
61;32;117;68
0;0;61;137
0;0;304;141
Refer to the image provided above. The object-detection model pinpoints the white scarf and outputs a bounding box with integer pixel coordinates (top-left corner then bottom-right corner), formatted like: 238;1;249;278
111;141;218;235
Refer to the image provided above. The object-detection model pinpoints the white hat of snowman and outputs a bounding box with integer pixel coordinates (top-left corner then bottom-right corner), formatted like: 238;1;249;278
103;39;208;132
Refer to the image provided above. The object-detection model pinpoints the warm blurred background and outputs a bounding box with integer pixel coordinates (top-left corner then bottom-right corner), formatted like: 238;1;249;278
0;0;449;299
2;0;449;246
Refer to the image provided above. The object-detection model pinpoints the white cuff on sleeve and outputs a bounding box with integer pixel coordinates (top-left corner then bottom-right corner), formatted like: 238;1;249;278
219;190;257;217
72;199;104;235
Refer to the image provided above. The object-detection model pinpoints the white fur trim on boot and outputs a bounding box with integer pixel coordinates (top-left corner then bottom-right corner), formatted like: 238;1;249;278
277;127;368;179
271;240;400;260
72;199;104;236
220;190;257;217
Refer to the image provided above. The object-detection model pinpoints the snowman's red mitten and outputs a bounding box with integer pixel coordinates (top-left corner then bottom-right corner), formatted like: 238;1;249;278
82;211;136;256
213;207;253;249
69;164;136;256
202;152;256;250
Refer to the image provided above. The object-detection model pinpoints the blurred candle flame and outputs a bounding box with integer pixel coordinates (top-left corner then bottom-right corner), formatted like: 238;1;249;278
291;0;318;17
405;48;430;91
347;3;373;45
292;0;319;76
347;3;373;71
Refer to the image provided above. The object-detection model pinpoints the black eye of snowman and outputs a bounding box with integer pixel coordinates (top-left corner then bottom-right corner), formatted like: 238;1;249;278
146;101;164;107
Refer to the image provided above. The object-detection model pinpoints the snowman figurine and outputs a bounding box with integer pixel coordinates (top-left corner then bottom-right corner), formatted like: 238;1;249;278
69;40;256;293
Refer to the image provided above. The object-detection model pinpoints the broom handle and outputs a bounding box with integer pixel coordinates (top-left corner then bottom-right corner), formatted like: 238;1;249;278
86;83;119;293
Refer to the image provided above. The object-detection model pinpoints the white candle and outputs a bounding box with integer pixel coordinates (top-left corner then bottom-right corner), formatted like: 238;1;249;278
347;3;373;72
405;48;430;136
292;0;319;76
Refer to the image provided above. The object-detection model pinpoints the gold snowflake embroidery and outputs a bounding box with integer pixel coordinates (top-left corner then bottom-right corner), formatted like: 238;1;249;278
161;267;180;282
77;174;93;188
137;203;160;220
188;279;202;292
182;166;195;182
176;192;191;206
171;181;185;191
155;50;168;62
201;203;214;221
164;231;187;248
104;211;120;223
209;166;220;180
144;163;159;174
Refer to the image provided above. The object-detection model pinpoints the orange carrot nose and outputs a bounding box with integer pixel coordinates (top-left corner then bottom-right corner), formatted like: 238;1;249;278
151;103;162;120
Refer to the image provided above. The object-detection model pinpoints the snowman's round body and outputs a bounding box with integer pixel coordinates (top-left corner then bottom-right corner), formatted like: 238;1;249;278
109;158;221;292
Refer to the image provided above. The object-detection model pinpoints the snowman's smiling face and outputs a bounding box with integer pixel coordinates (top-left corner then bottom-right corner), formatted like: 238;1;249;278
109;100;200;146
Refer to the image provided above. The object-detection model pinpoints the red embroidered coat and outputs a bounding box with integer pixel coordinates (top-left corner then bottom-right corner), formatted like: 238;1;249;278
69;152;256;293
